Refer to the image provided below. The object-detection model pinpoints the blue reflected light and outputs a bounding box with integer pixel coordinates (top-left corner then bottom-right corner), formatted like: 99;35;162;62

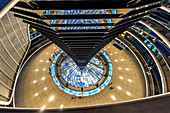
51;50;113;96
60;55;104;88
59;9;105;30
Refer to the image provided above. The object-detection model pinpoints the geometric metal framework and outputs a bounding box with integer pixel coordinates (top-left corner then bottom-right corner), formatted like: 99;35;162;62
11;0;161;68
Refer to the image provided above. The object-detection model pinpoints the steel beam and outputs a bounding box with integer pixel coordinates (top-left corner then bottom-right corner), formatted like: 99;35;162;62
121;2;161;17
10;8;44;19
15;0;161;10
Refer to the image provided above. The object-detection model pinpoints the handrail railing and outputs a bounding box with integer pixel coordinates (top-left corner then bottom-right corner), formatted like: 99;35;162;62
0;93;169;113
0;0;19;19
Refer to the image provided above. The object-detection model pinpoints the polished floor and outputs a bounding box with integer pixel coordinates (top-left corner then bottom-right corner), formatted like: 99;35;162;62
15;42;146;109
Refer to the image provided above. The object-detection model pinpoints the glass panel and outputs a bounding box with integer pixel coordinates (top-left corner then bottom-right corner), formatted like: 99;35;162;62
60;55;104;88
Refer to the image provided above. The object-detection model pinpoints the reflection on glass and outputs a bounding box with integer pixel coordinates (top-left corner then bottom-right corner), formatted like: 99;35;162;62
51;50;113;96
60;55;104;88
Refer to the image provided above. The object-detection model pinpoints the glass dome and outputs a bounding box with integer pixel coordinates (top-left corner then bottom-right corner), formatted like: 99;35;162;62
60;55;104;88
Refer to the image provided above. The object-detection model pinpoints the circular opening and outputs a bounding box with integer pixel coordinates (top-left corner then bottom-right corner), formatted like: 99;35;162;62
60;55;104;88
51;50;113;96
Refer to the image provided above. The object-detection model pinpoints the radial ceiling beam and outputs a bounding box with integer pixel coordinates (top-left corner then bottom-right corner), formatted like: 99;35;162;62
114;11;152;26
12;0;160;68
10;8;44;19
14;14;49;26
82;10;153;66
121;1;161;17
14;0;161;10
43;14;122;20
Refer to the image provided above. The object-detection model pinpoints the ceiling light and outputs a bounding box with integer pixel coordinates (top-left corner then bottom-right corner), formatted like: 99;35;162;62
115;52;117;54
128;79;132;82
43;68;46;71
46;60;49;63
46;52;49;55
41;77;45;81
108;46;110;48
35;69;39;72
53;47;56;49
44;87;47;91
126;92;131;96
117;86;122;90
118;67;122;70
110;53;112;55
119;76;123;79
121;59;124;61
33;80;37;84
35;93;38;97
41;105;45;111
49;96;54;101
60;104;64;109
111;96;116;100
40;60;43;62
104;49;106;50
125;68;129;70
115;60;118;62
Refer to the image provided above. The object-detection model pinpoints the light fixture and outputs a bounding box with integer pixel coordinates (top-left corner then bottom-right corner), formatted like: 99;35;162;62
115;52;117;54
118;67;122;70
41;77;45;81
119;76;123;79
53;47;56;49
111;95;116;100
60;104;64;109
46;52;49;55
125;68;129;70
43;68;46;71
34;93;38;97
33;80;37;84
49;96;54;101
128;79;132;82
115;60;118;62
41;105;45;111
51;54;53;56
40;60;43;62
110;53;112;55
126;92;131;96
46;60;49;63
104;48;106;50
121;59;124;61
44;87;47;91
35;69;39;72
108;46;110;48
117;86;122;90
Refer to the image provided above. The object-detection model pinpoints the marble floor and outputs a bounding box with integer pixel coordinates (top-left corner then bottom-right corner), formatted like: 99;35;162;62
15;42;146;109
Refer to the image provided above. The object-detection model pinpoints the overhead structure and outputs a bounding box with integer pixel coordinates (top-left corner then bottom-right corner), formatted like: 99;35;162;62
11;0;162;68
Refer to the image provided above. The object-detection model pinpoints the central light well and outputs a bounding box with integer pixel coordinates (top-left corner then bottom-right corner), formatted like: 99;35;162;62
60;55;104;88
51;50;113;96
